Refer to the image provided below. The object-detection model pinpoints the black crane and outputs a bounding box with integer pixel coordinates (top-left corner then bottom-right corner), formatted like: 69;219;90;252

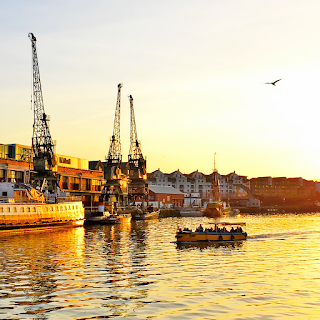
127;94;148;207
100;84;128;210
28;33;59;191
105;83;122;178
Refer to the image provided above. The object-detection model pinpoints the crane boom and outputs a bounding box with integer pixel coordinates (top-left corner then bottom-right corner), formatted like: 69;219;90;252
127;94;148;207
107;83;122;165
128;94;144;163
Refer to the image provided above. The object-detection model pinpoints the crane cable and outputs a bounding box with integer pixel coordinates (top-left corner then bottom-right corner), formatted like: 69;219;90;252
30;51;33;111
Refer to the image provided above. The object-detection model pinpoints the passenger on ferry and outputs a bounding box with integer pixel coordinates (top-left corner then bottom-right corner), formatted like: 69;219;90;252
196;224;203;232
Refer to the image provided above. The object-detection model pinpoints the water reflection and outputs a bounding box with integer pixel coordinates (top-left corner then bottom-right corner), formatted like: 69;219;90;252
82;221;153;318
0;227;85;318
2;215;320;319
176;240;245;250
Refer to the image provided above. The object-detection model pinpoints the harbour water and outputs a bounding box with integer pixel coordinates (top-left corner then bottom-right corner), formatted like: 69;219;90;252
1;213;320;319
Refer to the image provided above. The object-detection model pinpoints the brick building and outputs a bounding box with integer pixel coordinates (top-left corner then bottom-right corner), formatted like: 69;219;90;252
148;185;184;208
250;176;319;205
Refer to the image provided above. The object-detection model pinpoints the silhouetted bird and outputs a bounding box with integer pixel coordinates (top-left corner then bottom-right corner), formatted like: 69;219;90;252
265;78;282;86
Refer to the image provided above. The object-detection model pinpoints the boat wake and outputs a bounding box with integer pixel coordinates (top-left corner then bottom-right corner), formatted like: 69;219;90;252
248;229;320;240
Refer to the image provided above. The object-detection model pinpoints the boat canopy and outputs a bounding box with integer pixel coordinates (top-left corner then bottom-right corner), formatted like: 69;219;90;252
209;222;246;226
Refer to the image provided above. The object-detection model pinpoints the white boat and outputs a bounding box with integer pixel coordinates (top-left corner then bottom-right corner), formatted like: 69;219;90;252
180;207;204;217
0;182;85;231
134;210;160;220
85;211;119;224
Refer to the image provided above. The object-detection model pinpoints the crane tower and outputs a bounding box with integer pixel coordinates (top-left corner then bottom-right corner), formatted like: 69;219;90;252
28;33;59;191
127;95;148;206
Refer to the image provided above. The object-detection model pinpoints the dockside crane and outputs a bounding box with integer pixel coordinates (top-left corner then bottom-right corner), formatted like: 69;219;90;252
28;33;59;192
105;83;122;176
100;84;128;211
127;94;148;207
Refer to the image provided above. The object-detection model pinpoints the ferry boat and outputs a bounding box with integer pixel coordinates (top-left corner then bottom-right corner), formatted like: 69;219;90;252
175;222;247;243
0;182;85;230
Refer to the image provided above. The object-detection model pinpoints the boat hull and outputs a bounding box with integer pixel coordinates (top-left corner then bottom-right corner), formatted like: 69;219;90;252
119;213;132;223
85;216;120;224
0;201;85;230
176;231;247;242
180;209;204;217
134;211;159;220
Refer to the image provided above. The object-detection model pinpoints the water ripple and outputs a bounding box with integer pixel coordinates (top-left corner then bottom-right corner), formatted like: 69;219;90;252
1;215;320;319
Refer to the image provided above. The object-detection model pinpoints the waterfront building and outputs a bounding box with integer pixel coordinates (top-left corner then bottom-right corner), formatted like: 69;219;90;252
148;185;184;208
0;143;104;210
148;169;249;203
250;176;319;205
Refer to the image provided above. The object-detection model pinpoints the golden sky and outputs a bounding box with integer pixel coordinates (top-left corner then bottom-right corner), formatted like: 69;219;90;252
1;1;320;179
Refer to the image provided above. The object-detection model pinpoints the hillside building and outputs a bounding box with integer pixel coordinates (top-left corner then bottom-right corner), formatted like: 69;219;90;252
148;169;249;202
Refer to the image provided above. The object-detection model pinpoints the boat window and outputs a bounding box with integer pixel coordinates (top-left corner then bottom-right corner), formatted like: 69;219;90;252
26;207;30;212
50;207;53;211
14;207;17;213
0;207;3;213
72;205;74;210
45;207;48;212
33;207;36;212
60;206;64;211
6;207;10;213
75;205;78;209
69;205;71;210
21;207;24;213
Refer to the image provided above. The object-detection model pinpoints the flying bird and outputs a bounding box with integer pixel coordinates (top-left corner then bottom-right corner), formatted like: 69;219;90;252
264;78;282;86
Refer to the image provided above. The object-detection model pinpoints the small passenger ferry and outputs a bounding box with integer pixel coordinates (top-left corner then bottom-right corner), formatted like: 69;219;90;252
175;222;247;243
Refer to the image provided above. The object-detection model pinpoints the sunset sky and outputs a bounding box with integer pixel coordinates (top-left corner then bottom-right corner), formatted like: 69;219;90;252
1;1;320;180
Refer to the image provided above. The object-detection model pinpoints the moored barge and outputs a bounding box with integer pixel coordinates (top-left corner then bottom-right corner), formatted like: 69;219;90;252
0;182;85;230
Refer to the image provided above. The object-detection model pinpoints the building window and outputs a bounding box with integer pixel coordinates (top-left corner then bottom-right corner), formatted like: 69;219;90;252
92;179;101;191
0;169;4;182
62;176;69;189
86;179;91;191
7;170;15;182
15;171;24;183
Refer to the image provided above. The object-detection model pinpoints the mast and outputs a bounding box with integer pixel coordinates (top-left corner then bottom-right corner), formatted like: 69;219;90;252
212;152;221;202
